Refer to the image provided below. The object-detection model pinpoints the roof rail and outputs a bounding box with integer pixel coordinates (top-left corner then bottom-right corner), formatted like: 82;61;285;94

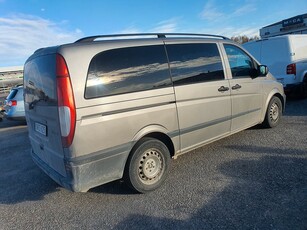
75;33;229;43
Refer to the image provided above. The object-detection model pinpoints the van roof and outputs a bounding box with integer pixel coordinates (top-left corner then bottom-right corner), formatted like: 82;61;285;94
259;34;306;41
75;33;230;43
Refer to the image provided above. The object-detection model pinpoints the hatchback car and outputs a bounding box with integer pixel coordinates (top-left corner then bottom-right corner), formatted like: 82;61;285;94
0;103;4;121
4;86;26;121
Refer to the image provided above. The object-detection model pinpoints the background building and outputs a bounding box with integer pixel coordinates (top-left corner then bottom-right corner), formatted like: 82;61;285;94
260;13;307;38
0;66;23;98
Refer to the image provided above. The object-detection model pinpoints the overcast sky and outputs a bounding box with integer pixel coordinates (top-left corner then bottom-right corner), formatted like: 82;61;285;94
0;0;306;67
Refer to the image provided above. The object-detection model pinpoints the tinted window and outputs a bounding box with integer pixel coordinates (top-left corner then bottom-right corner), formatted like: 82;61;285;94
166;43;224;85
224;44;255;78
24;54;57;106
85;45;171;98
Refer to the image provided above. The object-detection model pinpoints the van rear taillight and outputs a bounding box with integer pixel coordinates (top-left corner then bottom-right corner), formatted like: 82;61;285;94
287;63;296;75
56;54;76;148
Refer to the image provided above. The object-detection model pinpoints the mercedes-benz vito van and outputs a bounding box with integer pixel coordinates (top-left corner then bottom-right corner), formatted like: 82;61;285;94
24;33;285;193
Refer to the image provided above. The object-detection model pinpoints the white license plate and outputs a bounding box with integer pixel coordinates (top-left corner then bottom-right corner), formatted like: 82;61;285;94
35;122;47;136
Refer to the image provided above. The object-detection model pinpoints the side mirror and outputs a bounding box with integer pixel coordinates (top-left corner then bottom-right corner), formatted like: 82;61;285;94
258;65;268;76
251;65;268;79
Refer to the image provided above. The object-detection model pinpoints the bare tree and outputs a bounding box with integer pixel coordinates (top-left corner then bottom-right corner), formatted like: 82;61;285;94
231;35;260;44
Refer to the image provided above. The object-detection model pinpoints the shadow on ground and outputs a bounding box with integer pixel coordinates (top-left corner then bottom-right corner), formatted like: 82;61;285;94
115;146;307;229
284;97;307;116
0;120;60;204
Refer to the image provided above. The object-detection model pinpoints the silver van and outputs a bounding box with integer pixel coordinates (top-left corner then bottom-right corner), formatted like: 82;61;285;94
24;33;285;193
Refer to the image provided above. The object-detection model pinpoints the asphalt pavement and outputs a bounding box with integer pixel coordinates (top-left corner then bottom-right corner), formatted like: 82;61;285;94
0;97;306;230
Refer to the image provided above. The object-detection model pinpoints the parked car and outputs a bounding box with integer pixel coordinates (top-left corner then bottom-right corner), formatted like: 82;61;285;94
243;35;307;97
0;103;4;122
24;33;285;193
4;86;26;121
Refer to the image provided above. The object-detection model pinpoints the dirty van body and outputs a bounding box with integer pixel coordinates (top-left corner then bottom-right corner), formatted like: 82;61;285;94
24;33;285;193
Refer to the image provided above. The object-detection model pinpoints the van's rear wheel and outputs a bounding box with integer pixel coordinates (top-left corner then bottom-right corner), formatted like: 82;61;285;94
124;137;170;193
262;96;282;128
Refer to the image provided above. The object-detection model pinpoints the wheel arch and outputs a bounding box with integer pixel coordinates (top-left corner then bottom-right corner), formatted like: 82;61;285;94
261;90;285;123
273;93;285;112
131;125;176;158
142;132;175;158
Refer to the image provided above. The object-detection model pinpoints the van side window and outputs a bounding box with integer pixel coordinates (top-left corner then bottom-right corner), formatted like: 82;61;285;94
85;45;171;99
166;43;224;85
224;44;255;79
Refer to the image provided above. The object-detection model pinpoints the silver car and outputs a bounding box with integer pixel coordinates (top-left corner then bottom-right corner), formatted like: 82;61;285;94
4;86;25;121
23;33;286;193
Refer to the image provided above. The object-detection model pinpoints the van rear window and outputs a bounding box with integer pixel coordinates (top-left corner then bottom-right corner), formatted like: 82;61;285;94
6;89;18;100
85;45;171;99
24;54;57;106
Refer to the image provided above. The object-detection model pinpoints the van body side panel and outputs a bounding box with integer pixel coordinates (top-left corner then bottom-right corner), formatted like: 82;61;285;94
174;83;231;152
60;41;179;191
290;35;307;61
68;89;178;191
72;90;177;158
260;38;292;86
229;78;263;131
243;41;262;62
289;36;307;83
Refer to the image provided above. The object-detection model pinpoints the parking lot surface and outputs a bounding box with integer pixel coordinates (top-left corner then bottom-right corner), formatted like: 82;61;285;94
0;98;306;230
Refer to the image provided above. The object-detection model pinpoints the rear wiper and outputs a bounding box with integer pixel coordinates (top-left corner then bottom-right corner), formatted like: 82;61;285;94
29;98;48;110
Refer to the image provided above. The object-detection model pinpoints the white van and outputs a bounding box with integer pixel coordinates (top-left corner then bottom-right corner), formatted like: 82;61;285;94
243;35;307;97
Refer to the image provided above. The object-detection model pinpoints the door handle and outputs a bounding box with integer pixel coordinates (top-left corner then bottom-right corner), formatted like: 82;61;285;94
218;86;229;92
232;84;242;90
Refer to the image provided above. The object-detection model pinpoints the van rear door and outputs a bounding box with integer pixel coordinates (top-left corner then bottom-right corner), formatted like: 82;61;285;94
24;52;67;177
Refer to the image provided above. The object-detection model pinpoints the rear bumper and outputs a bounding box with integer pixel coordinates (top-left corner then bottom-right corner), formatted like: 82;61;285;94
5;115;26;121
4;110;26;121
31;145;131;192
31;150;74;191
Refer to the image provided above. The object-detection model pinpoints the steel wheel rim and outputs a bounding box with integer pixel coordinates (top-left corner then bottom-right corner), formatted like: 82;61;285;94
138;149;164;185
270;102;279;122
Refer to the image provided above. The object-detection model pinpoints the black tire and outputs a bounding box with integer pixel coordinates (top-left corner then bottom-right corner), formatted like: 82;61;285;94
262;96;282;128
124;137;171;193
299;76;307;99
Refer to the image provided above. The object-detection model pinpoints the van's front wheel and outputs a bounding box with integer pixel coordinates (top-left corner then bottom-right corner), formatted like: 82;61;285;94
124;137;170;193
262;96;282;128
